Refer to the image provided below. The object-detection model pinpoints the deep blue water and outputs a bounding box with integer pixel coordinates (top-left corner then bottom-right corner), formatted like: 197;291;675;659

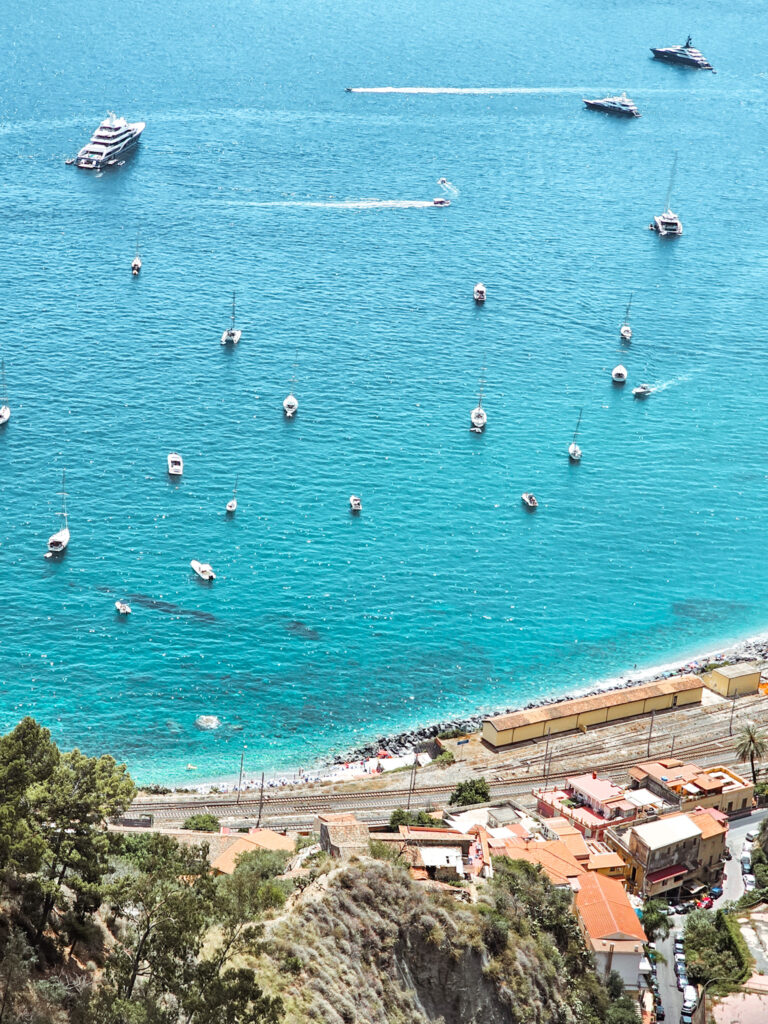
1;0;768;783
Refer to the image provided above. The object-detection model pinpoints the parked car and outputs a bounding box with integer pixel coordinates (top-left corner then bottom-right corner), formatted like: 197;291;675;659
710;885;724;898
746;828;760;843
674;938;685;952
744;874;757;892
677;974;688;991
741;853;752;873
656;1005;666;1021
682;900;697;913
680;1012;693;1024
683;986;698;1009
696;896;714;909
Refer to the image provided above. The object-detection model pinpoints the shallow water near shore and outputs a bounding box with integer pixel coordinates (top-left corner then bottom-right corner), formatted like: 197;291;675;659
2;1;768;784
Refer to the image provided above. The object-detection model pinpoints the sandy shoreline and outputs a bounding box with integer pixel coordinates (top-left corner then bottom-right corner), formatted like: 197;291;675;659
145;629;768;796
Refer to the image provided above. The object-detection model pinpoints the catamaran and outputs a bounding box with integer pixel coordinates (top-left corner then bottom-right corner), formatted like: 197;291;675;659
651;154;683;237
568;408;583;462
620;294;633;341
221;292;242;345
0;360;9;426
46;471;70;556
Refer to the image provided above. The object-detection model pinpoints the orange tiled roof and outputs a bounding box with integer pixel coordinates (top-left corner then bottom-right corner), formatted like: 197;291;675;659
688;809;728;839
211;832;295;874
574;871;647;944
493;837;584;886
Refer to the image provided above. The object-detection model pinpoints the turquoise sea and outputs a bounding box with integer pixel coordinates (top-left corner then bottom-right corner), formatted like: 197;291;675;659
2;0;768;783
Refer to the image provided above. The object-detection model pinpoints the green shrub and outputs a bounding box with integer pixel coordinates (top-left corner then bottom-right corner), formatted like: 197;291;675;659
182;813;220;832
437;728;468;740
449;778;490;806
434;750;455;767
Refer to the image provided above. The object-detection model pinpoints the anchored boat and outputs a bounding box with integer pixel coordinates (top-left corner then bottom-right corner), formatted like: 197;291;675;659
612;365;628;384
226;477;238;514
46;471;70;556
191;560;216;582
651;154;683;237
167;452;183;476
473;282;487;303
651;36;714;71
349;495;362;513
620;294;633;341
221;292;242;345
583;93;640;117
0;359;9;426
521;493;538;509
568;408;583;462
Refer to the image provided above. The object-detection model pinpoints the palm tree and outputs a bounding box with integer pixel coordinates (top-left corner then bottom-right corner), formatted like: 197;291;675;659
736;722;768;785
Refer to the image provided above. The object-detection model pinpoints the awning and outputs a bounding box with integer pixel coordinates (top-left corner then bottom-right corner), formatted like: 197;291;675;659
646;864;688;884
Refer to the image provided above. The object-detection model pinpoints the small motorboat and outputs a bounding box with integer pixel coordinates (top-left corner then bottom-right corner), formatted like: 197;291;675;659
115;601;132;615
131;255;141;276
221;291;242;345
349;495;362;513
611;365;628;384
0;360;9;426
470;405;487;432
633;383;652;398
438;177;448;186
620;293;633;341
167;452;183;476
46;471;70;557
283;393;298;417
191;560;216;581
473;283;487;303
433;197;451;207
226;477;238;514
521;493;538;509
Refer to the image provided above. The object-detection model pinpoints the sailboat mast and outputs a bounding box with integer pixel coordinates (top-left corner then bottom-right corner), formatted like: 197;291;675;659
59;471;68;527
573;408;583;442
1;359;6;402
233;474;238;497
665;153;678;211
231;292;236;327
625;292;633;322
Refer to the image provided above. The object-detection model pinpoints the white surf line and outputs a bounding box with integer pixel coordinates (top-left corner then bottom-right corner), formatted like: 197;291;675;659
245;199;436;209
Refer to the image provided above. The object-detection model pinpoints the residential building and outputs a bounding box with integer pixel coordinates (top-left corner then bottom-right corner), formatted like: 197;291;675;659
318;813;371;859
537;773;641;839
574;872;648;991
486;834;584;889
608;814;703;898
483;676;703;749
628;759;753;817
368;825;487;881
687;807;728;886
705;663;762;698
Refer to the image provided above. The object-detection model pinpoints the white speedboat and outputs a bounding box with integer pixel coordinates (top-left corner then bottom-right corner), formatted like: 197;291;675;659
131;255;142;275
568;408;583;462
349;495;362;513
75;113;145;169
46;471;70;556
633;383;652;398
0;360;9;426
612;365;628;383
191;560;216;581
474;282;487;302
167;452;183;476
115;601;132;615
651;154;683;237
521;493;538;509
620;293;633;341
221;292;242;345
226;477;238;514
433;197;451;207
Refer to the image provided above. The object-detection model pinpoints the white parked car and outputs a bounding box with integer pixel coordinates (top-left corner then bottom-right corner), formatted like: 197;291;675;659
744;873;757;892
745;829;761;843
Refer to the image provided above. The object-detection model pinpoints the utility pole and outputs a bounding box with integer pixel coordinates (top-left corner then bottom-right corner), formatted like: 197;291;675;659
406;754;418;812
646;710;655;757
543;727;551;779
730;694;737;736
236;747;246;806
256;771;265;826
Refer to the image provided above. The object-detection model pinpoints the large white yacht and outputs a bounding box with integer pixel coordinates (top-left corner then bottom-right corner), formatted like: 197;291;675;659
76;114;145;170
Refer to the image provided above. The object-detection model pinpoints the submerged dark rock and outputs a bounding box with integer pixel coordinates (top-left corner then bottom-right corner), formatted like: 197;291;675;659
285;620;321;641
126;593;216;623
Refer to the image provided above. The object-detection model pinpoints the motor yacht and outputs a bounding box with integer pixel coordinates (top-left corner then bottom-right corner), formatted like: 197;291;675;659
75;114;145;169
521;493;538;509
0;360;9;426
46;472;70;556
349;495;362;513
115;601;132;615
633;383;652;398
191;560;216;582
583;93;640;117
612;365;628;383
433;197;451;207
474;283;487;302
620;293;633;341
167;452;183;476
651;37;714;71
221;292;242;345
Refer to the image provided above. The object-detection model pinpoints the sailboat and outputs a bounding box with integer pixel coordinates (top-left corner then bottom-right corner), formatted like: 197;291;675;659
221;292;242;345
470;370;487;432
226;476;238;514
651;154;683;237
620;294;633;341
283;357;298;417
0;360;9;426
131;232;141;275
568;408;583;462
46;471;70;556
